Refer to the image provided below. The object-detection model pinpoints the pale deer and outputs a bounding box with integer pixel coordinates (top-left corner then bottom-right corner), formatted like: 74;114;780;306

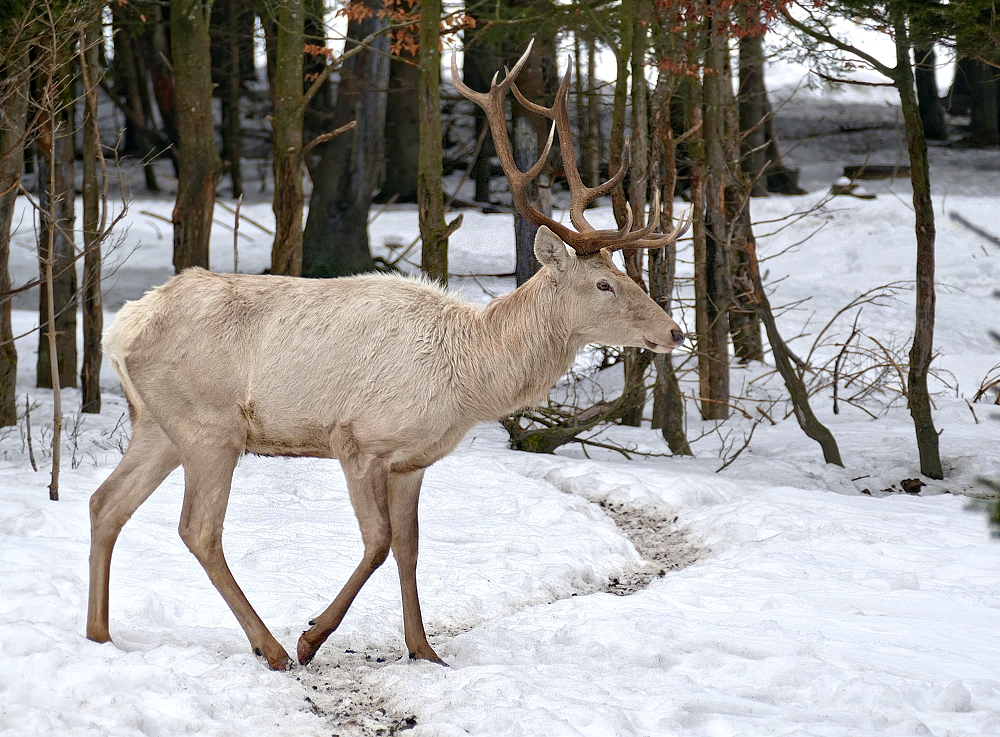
86;41;688;670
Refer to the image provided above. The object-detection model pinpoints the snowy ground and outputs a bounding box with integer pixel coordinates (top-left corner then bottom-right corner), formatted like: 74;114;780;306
3;68;1000;737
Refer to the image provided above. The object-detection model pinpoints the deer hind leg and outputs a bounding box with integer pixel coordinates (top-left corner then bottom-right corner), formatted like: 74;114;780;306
388;468;445;665
87;418;181;644
178;449;291;671
297;450;392;666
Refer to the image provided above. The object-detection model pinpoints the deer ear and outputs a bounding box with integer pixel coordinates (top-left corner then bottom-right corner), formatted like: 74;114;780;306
534;226;574;274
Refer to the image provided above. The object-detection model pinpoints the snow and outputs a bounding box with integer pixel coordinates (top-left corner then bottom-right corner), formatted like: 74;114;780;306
2;57;1000;737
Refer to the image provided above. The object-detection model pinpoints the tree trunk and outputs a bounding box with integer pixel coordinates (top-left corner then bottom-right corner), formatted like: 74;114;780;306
171;0;223;272
112;8;146;158
722;38;766;363
463;23;498;204
648;54;691;455
302;1;388;278
379;50;420;203
513;116;541;286
220;0;243;198
269;0;304;276
585;36;602;188
621;16;651;427
966;58;999;147
738;22;768;197
700;21;732;419
418;0;461;284
131;24;161;193
509;37;552;287
574;35;587;179
609;0;634;228
914;46;947;141
0;45;29;426
37;89;77;390
81;16;103;414
145;0;178;171
893;12;943;479
687;81;712;419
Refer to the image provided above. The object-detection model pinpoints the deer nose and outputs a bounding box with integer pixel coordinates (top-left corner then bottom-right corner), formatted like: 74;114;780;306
671;329;685;345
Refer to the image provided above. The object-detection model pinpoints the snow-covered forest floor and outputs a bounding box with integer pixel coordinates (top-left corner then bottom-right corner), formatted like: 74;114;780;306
2;67;1000;735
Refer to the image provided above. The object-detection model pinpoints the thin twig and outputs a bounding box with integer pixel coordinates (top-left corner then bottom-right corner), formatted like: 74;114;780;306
301;120;357;158
25;394;37;472
233;193;242;274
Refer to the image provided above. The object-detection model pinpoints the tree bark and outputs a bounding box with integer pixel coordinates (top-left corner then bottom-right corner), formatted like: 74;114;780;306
463;23;498;203
509;37;552;287
649;50;691;455
914;46;947;141
893;11;943;479
220;0;244;198
37;79;77;390
686;81;711;419
728;32;763;363
700;20;732;419
966;57;999;147
379;50;420;203
81;16;103;414
171;0;223;272
0;44;29;426
144;0;178;169
302;1;388;278
513;116;541;286
738;23;768;197
585;36;601;188
418;0;461;284
269;0;305;276
112;8;159;191
609;0;634;228
621;16;651;427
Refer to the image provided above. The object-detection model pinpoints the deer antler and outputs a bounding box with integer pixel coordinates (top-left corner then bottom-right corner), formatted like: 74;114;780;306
452;41;690;257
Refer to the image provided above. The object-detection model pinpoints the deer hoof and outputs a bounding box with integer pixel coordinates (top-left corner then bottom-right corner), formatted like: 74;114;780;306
255;645;292;671
297;633;319;666
409;646;448;667
86;629;112;645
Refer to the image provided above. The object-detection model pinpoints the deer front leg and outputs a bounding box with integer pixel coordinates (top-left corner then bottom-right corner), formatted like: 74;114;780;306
179;449;291;671
297;444;392;666
388;468;446;665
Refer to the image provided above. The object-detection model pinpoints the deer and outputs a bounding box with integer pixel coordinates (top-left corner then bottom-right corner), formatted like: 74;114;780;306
86;41;689;671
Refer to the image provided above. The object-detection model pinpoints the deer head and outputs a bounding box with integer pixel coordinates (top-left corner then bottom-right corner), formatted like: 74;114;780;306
453;40;689;353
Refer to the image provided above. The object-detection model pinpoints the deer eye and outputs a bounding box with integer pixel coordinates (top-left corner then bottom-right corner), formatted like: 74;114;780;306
597;280;614;293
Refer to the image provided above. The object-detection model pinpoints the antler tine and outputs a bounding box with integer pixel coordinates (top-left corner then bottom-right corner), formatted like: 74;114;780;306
511;60;630;235
606;207;693;252
451;39;534;105
455;40;688;256
453;42;584;247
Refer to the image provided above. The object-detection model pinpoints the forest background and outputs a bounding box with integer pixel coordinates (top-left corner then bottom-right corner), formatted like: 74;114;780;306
1;0;998;500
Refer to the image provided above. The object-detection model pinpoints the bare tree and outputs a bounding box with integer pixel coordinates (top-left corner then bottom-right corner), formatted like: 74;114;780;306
171;0;223;272
80;10;103;413
418;0;461;284
786;4;944;478
302;0;389;277
269;0;305;276
0;25;30;427
35;23;77;390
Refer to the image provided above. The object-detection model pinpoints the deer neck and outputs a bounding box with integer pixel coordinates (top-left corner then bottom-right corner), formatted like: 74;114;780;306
464;272;583;420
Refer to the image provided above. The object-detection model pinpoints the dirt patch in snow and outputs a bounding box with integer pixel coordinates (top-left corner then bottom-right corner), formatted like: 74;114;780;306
296;650;417;736
597;500;702;596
